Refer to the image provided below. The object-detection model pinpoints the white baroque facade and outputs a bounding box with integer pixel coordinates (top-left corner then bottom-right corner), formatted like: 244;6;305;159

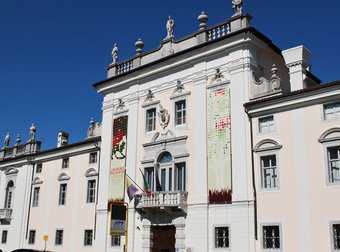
0;4;340;252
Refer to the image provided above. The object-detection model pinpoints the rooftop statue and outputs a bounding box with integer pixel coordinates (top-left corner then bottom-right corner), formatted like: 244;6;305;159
166;16;175;39
4;132;10;148
111;43;118;64
232;0;242;16
29;123;36;141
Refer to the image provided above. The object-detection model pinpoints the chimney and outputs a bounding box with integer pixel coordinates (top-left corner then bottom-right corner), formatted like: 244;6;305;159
282;45;312;91
57;131;69;147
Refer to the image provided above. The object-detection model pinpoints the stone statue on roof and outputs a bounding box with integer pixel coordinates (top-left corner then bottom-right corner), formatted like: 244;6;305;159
166;16;175;39
111;43;118;64
29;123;36;141
4;132;10;147
232;0;242;16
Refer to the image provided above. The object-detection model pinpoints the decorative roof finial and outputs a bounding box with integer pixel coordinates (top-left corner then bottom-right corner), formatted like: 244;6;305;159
165;15;175;40
135;38;144;55
232;0;243;16
29;123;36;141
197;11;208;30
111;43;118;64
4;132;10;148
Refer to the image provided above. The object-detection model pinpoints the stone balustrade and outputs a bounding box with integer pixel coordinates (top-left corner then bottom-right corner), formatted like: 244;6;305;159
0;141;41;160
207;21;231;41
135;191;188;212
117;60;133;75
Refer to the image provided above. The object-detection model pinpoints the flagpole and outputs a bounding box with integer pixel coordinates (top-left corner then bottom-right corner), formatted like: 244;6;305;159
126;173;144;192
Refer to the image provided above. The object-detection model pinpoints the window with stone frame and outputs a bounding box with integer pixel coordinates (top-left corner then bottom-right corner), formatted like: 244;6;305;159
215;226;229;248
62;158;69;169
32;187;40;207
58;183;67;205
28;230;36;244
261;155;279;189
89;152;98;164
324;102;340;121
55;230;63;245
84;230;93;246
87;180;96;203
262;225;281;250
1;230;7;244
146;108;156;132
259;115;275;133
175;100;186;126
332;223;340;250
328;146;340;184
111;235;121;247
36;163;43;173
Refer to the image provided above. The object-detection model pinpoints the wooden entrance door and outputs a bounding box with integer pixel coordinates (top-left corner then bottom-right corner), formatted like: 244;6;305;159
152;225;176;252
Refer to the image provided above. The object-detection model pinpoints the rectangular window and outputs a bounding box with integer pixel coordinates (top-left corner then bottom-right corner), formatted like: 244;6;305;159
58;184;67;205
215;227;229;248
145;168;154;191
28;230;36;244
263;225;280;249
111;235;121;247
32;187;40;207
328;146;340;184
333;224;340;250
36;163;43;173
55;230;63;245
84;230;93;246
161;168;166;191
324;103;340;121
89;152;97;164
146;108;156;132
87;180;96;203
259;115;275;133
176;163;186;191
175;100;186;126
1;230;7;244
261;155;278;189
62;158;69;168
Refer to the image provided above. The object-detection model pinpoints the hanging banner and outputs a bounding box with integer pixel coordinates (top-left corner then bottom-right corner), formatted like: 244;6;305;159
207;85;232;204
109;116;128;202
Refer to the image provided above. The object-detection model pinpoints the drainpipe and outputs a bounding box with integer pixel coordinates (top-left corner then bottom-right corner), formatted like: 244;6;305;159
93;140;101;240
244;108;258;240
26;158;35;239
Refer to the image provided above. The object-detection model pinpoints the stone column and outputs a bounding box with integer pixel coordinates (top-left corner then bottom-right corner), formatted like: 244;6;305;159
142;219;152;252
94;93;114;252
174;217;186;252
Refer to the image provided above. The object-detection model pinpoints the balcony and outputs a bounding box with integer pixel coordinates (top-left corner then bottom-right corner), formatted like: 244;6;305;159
135;191;188;213
0;209;12;220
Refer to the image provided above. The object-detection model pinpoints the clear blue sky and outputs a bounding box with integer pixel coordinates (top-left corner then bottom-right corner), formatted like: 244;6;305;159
1;0;339;150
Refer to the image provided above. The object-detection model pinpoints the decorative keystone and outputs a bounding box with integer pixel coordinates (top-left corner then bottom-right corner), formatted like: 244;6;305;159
198;11;208;30
135;38;144;55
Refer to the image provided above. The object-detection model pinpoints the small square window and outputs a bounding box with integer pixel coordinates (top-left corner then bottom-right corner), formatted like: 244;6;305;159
261;155;279;189
36;163;43;173
328;146;340;184
146;108;156;132
84;230;93;246
215;227;229;248
32;187;40;207
89;152;97;164
262;225;280;249
1;230;7;244
28;230;36;244
111;235;121;247
55;230;63;245
259;115;275;133
332;223;340;250
324;103;340;121
62;158;69;169
175;100;186;126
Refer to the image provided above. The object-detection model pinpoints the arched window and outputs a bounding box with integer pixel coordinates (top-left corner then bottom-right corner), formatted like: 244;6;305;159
5;180;14;209
158;151;173;164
